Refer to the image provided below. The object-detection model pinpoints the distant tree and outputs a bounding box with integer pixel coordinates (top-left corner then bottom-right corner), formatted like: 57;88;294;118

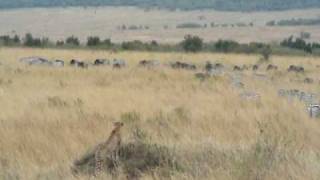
87;36;101;46
281;36;314;53
266;20;276;26
23;33;42;47
128;25;139;30
56;40;64;46
304;44;312;53
312;42;320;49
13;35;20;44
260;46;272;62
102;38;112;46
66;35;80;46
41;37;50;46
177;23;203;29
181;35;203;52
24;33;34;46
0;35;10;45
121;40;145;50
32;38;42;46
151;40;158;46
215;40;239;52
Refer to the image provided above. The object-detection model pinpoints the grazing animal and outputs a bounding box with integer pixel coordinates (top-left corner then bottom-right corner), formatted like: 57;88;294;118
252;65;259;71
70;59;88;68
139;59;160;68
94;122;124;177
288;65;304;73
52;59;64;67
94;59;110;66
304;78;314;84
112;59;126;69
170;61;196;70
233;65;242;71
204;62;224;76
205;62;224;72
19;56;51;66
205;62;213;72
266;64;278;71
266;64;277;71
308;105;320;118
70;59;79;65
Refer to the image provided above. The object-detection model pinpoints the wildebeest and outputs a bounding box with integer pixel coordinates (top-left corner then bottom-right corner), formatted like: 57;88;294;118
112;59;126;69
70;59;88;68
139;60;160;68
288;65;304;73
94;59;110;66
233;65;242;71
205;62;224;76
266;64;278;71
304;77;314;84
205;62;224;71
170;61;196;70
252;65;259;71
205;62;213;71
233;64;251;72
70;59;79;65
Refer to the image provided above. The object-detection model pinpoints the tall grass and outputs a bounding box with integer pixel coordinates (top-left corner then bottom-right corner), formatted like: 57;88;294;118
0;48;320;179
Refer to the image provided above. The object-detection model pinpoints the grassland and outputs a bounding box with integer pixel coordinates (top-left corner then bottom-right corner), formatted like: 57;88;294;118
0;48;320;179
0;7;320;43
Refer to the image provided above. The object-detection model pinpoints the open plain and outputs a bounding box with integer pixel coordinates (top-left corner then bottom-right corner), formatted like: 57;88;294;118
0;7;320;43
0;48;320;179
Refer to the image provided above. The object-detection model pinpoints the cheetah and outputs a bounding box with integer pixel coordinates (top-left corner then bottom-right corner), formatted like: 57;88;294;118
94;122;124;177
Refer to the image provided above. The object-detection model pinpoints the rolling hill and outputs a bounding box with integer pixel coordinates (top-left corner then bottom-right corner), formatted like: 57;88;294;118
0;0;320;11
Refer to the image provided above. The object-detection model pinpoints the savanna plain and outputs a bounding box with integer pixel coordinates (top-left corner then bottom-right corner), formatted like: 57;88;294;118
0;7;320;43
0;48;320;179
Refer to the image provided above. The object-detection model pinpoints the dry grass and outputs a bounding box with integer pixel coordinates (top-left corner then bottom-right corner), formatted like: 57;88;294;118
0;7;320;43
0;47;320;179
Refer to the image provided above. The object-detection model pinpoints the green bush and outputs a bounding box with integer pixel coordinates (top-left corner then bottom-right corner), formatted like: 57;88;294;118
181;35;203;52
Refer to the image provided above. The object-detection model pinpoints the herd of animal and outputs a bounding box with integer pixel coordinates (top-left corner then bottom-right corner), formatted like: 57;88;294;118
19;56;306;73
17;56;320;118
